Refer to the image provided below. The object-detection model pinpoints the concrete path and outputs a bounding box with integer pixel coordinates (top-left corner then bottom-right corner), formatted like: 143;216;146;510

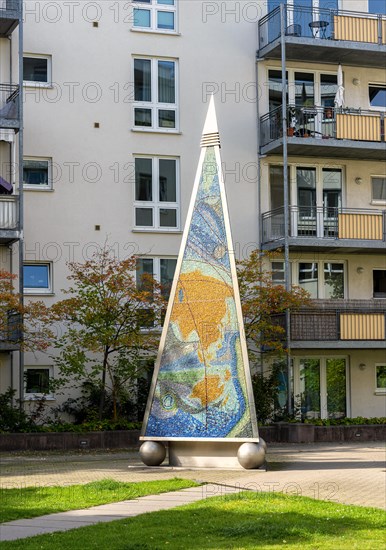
1;443;385;542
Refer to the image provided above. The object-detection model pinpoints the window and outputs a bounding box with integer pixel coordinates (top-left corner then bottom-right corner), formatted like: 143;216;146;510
271;261;286;284
25;367;52;397
372;176;386;203
133;57;178;131
369;84;386;110
134;157;179;230
133;0;177;32
369;0;386;15
136;257;177;327
23;55;51;86
375;365;386;394
23;264;52;294
298;262;345;299
23;158;51;189
373;270;386;298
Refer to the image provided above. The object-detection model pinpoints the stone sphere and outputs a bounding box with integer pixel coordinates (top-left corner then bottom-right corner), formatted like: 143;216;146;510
139;441;166;466
237;441;266;469
259;437;267;452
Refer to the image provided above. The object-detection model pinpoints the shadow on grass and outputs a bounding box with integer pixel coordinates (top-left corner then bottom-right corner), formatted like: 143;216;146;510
1;492;383;550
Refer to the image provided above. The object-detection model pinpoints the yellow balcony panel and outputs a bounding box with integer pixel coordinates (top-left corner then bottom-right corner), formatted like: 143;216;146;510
382;19;386;44
334;15;378;43
340;314;385;340
338;212;383;240
336;113;381;142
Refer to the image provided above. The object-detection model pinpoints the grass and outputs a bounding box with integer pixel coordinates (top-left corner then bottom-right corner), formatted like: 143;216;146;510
0;478;199;523
1;492;385;549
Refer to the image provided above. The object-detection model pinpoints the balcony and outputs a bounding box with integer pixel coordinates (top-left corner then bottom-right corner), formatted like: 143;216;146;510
0;0;20;37
262;206;386;252
272;300;386;349
258;5;386;68
0;195;19;243
0;84;20;131
260;105;386;160
0;311;21;351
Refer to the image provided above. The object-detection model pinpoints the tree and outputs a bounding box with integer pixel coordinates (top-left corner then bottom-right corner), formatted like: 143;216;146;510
237;249;309;361
237;250;309;422
0;269;52;352
51;249;165;421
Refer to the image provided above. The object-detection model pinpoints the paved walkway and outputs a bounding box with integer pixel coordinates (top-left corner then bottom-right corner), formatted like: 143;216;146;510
0;443;385;542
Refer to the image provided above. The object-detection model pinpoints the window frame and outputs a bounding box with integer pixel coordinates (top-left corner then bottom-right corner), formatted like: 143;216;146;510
132;0;178;33
23;54;52;87
295;260;346;299
375;364;386;395
373;269;386;299
371;175;386;205
23;263;53;295
136;256;177;329
133;56;179;132
24;366;54;400
133;155;180;231
368;83;386;112
23;157;53;191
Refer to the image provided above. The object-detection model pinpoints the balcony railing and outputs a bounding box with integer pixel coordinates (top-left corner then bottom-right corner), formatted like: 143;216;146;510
0;84;20;123
0;310;21;348
262;206;386;244
272;300;386;342
259;4;386;49
0;195;19;230
260;105;385;148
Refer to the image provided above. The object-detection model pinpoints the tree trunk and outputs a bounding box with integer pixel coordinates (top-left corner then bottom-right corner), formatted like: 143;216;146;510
99;349;109;420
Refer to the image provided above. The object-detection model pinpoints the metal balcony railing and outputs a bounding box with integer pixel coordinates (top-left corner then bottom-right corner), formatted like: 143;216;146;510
0;195;19;230
262;206;386;244
0;84;20;122
260;105;385;148
259;4;386;49
0;310;21;346
271;301;386;342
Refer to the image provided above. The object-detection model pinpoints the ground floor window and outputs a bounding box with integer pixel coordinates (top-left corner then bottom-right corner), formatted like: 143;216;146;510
293;357;347;419
25;367;51;397
375;364;386;394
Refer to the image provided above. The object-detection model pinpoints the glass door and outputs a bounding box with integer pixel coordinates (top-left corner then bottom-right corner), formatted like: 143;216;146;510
325;359;346;419
297;167;316;235
322;168;341;236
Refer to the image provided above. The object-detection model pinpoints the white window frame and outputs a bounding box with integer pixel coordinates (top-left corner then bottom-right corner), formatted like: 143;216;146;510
371;175;386;205
133;57;179;132
132;0;178;33
133;156;180;231
24;366;54;400
375;363;386;395
23;157;53;191
136;256;177;329
368;82;386;112
295;259;346;299
23;262;53;295
293;355;349;420
23;54;52;87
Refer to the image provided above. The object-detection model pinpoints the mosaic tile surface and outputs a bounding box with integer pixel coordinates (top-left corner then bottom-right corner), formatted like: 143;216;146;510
144;147;254;439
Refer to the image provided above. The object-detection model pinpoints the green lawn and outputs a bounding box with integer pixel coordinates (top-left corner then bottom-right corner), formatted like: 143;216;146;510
0;478;199;523
1;492;385;550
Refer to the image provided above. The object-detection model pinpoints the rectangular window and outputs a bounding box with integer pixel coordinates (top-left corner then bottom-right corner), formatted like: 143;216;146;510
372;176;386;202
375;365;386;393
134;156;179;230
369;0;386;15
23;264;51;294
25;367;51;396
134;57;178;131
298;261;344;299
136;257;177;327
271;261;286;284
369;84;386;110
23;158;51;189
373;270;386;298
23;55;51;86
133;0;177;32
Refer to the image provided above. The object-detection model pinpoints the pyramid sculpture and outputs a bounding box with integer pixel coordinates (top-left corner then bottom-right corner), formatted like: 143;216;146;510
140;98;265;468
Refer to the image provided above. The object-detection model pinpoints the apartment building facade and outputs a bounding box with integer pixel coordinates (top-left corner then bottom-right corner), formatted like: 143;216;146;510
0;0;385;420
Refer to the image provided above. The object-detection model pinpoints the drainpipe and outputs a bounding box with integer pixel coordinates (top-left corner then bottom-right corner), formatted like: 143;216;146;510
280;3;292;415
18;4;24;410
